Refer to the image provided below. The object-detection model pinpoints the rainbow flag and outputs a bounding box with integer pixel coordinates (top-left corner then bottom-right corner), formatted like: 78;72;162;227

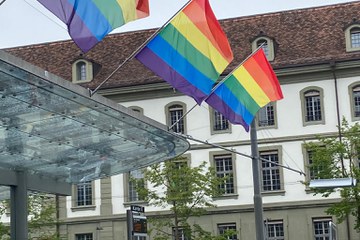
37;0;149;53
205;49;283;131
135;0;233;104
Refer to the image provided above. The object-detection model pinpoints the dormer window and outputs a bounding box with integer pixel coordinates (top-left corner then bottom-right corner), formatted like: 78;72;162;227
351;27;360;48
345;24;360;52
72;59;93;83
252;36;275;61
77;61;87;81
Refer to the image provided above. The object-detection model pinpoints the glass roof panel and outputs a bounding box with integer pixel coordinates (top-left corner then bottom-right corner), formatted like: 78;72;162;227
0;51;189;184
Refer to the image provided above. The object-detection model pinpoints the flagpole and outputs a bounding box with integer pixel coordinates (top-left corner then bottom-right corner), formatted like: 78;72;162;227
168;45;265;132
250;119;265;240
89;0;193;97
205;43;266;98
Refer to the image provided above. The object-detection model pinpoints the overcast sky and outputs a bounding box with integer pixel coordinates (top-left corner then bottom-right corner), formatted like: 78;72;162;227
0;0;358;49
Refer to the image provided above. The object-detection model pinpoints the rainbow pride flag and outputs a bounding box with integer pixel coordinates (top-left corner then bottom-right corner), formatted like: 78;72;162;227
38;0;149;53
135;0;233;104
205;49;283;131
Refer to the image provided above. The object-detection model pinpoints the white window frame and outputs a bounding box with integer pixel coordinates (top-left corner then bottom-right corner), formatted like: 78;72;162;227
211;152;237;196
312;218;332;240
125;169;146;203
165;102;187;134
74;181;94;207
300;87;325;126
210;107;231;134
265;220;285;240
75;233;93;240
217;223;238;240
257;102;277;129
348;82;360;121
259;147;284;193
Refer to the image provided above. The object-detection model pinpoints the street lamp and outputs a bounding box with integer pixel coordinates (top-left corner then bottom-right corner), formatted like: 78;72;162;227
309;178;356;189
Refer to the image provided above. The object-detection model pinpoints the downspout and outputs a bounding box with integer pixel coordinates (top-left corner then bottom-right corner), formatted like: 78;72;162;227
330;61;351;240
330;61;345;173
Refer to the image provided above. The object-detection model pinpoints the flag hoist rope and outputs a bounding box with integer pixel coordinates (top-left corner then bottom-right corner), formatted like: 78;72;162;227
88;0;193;97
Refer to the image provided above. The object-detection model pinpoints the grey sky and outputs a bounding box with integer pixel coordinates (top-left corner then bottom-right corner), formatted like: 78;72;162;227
0;0;358;48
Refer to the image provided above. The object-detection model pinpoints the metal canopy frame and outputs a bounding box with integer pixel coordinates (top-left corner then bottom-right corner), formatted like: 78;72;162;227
0;50;189;239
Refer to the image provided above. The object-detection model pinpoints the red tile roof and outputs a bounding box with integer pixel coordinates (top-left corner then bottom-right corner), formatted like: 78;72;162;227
4;1;360;91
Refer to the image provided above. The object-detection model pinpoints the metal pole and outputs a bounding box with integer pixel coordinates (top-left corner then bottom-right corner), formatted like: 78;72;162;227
11;171;28;240
89;0;193;96
127;210;133;240
10;186;16;240
250;120;265;240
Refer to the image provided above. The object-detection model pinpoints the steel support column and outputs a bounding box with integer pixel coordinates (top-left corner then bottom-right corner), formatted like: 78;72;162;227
10;171;28;240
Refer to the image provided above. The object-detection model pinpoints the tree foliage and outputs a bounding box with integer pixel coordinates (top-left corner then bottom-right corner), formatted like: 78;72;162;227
134;156;235;240
305;119;360;231
0;193;59;239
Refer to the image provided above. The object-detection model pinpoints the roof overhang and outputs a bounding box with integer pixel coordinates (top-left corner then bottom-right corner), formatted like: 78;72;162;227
0;50;189;197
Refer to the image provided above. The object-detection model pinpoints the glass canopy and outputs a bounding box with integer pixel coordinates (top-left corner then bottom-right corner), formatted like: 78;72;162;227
0;51;189;185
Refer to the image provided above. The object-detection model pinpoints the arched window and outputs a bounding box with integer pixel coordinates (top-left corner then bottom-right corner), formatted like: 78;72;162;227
165;102;187;134
349;83;360;121
345;24;360;52
72;59;93;83
300;87;325;126
76;61;87;81
252;36;275;61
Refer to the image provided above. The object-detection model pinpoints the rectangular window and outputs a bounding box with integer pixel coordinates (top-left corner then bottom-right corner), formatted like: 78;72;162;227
305;91;322;122
306;150;325;181
353;86;360;117
258;102;275;127
307;151;317;180
75;233;93;240
133;236;147;240
172;227;189;240
260;150;281;191
76;181;92;206
128;169;145;202
213;110;229;131
313;218;331;240
218;223;237;240
214;155;235;195
266;220;284;240
169;105;184;134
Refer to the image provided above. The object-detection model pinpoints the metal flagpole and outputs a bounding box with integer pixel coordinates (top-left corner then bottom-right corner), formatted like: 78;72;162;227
250;120;265;240
89;0;193;97
168;45;266;132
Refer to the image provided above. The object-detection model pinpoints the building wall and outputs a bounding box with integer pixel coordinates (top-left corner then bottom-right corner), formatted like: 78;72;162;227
59;63;360;239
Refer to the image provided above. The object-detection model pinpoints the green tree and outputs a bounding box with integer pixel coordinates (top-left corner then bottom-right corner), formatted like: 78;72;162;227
305;119;360;231
134;156;235;240
0;193;59;239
